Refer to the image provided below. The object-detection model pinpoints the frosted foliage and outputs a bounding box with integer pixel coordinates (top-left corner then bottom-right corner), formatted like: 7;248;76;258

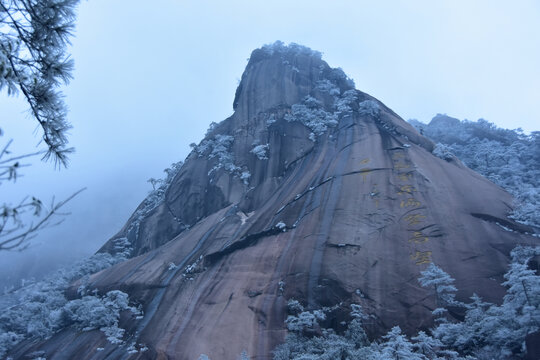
411;116;539;231
411;331;450;359
205;121;218;136
123;160;185;254
334;90;358;115
275;248;540;359
380;326;424;360
196;134;247;179
316;79;340;96
0;252;138;357
432;143;454;161
358;100;380;117
274;304;443;360
251;144;269;160
287;299;304;314
0;0;79;164
111;237;131;260
420;247;540;359
509;185;540;230
267;114;276;126
285;96;338;141
327;67;355;88
240;171;251;185
63;290;139;343
0;47;12;82
261;41;322;60
419;263;458;308
208;135;238;173
286;310;326;332
502;246;540;329
0;332;22;357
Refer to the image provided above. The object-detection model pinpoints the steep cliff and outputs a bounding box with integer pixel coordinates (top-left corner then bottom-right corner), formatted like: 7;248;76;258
9;42;537;359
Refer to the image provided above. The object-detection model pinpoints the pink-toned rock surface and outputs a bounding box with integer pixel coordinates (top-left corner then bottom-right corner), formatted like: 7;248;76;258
11;44;537;359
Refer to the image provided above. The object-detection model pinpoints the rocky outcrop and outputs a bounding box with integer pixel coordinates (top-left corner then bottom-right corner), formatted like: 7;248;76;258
11;42;537;359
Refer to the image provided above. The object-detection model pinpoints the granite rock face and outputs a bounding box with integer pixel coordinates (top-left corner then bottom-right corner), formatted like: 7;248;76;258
13;42;537;359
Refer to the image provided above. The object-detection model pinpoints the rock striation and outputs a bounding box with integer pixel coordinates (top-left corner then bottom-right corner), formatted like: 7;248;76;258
10;42;537;359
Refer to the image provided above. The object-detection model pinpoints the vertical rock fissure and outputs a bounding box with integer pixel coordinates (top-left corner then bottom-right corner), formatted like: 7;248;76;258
110;209;238;359
256;145;335;358
307;123;353;308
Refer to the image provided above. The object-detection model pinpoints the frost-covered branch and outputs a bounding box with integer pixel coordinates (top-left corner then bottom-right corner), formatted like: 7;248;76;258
1;0;79;166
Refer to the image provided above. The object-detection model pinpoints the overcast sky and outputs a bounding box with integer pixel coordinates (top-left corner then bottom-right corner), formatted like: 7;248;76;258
1;0;539;287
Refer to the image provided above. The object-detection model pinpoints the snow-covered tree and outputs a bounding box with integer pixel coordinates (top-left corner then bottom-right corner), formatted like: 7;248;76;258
410;116;539;232
285;95;338;141
426;247;540;358
432;143;454;161
250;144;269;160
0;249;139;357
418;263;459;309
344;304;369;348
285;308;326;333
378;326;425;360
0;0;81;251
1;0;79;165
273;246;540;359
358;100;380;117
275;303;380;360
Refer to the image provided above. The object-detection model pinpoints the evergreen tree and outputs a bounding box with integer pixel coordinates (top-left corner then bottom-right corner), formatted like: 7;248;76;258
418;263;460;310
0;0;81;251
1;0;79;164
410;116;539;232
378;326;425;360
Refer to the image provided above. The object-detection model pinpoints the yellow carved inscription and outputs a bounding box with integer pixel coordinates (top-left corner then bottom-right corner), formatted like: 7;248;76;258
398;185;416;195
394;163;411;170
410;251;432;265
409;231;429;243
398;173;412;181
404;213;425;225
400;198;421;208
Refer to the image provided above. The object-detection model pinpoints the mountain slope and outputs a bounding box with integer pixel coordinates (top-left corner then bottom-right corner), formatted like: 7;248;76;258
9;42;537;360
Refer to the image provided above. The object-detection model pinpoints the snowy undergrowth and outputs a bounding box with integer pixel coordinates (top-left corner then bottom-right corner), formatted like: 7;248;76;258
126;160;185;247
285;96;338;141
358;100;381;117
251;144;269;160
410;117;539;231
63;290;140;344
285;75;380;142
432;143;455;161
0;250;141;357
194;134;250;184
334;89;358;115
0;160;193;356
316;79;341;96
273;245;540;360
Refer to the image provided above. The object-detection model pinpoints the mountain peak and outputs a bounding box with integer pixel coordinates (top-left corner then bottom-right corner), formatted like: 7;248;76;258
10;42;538;360
248;41;324;67
232;41;355;116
